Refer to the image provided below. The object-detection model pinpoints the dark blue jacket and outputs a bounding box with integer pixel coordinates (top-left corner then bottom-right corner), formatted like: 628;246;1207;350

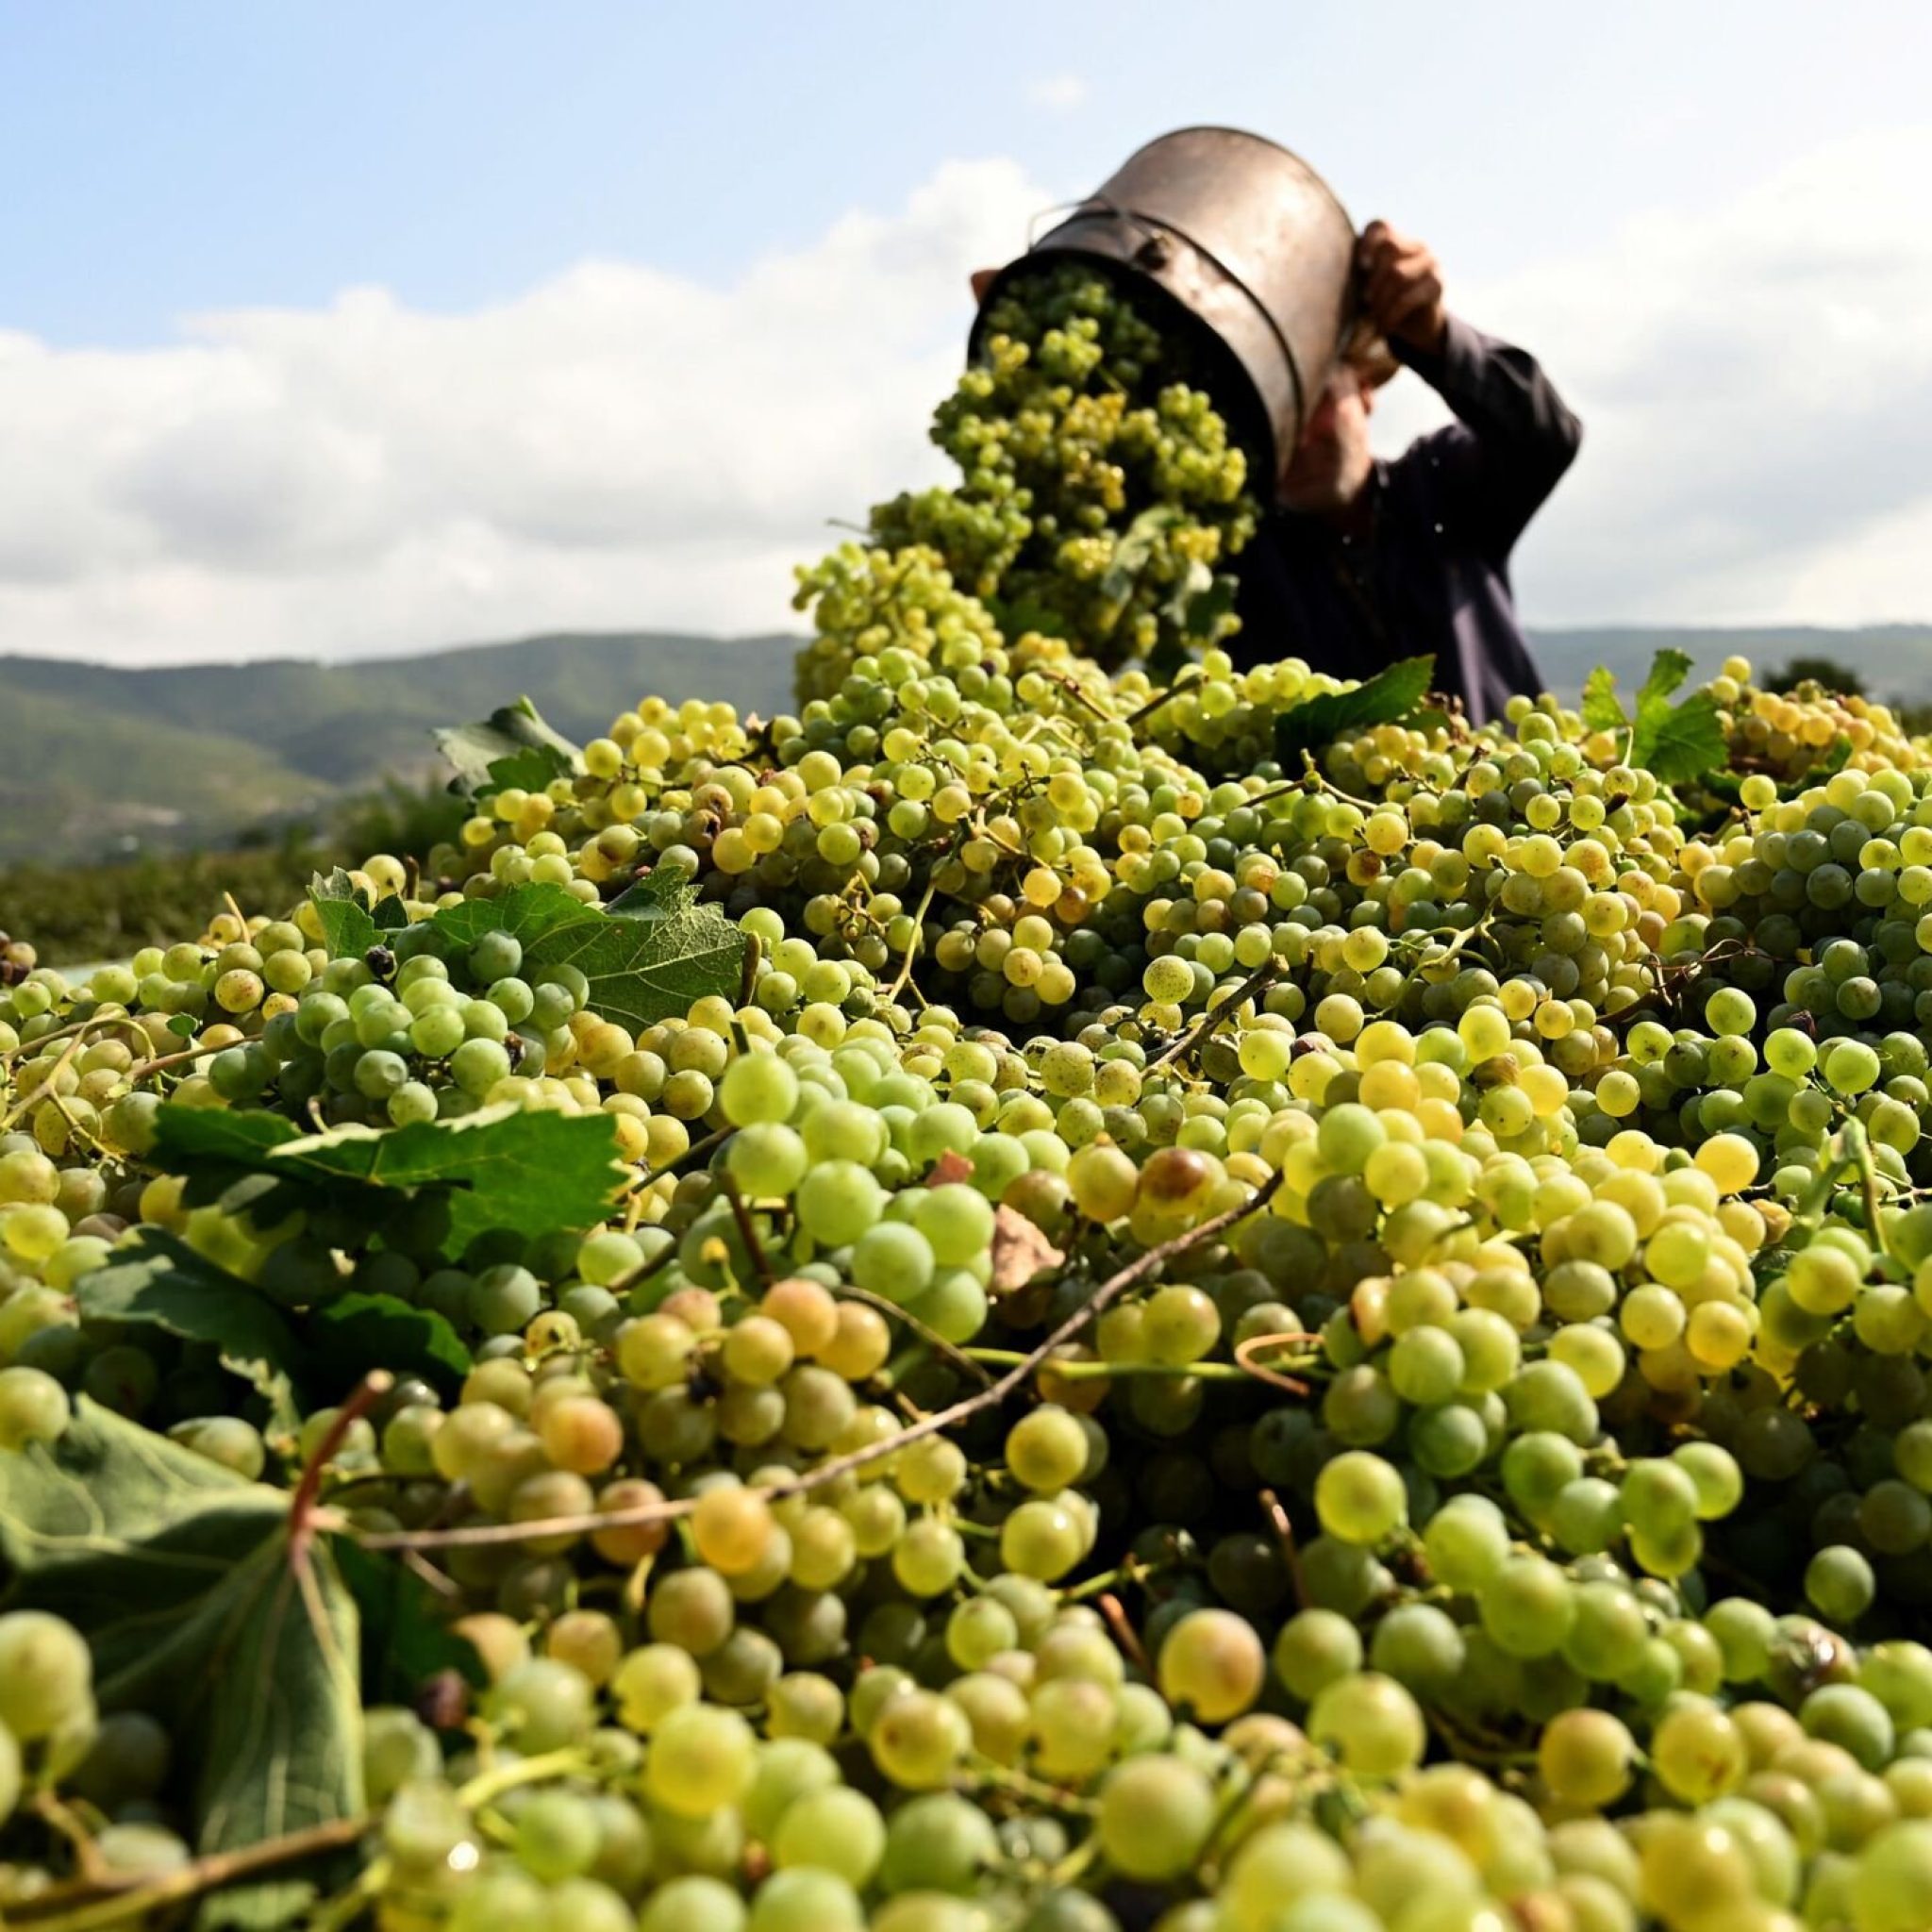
1231;315;1583;725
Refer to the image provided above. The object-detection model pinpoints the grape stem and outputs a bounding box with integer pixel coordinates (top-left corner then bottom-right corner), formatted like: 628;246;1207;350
1231;1329;1319;1397
357;1171;1283;1554
1258;1487;1308;1608
1042;668;1117;724
717;1174;775;1291
1840;1118;1895;1265
1122;671;1203;729
0;1025;92;1134
288;1371;393;1573
1;1815;372;1931
842;1285;994;1386
961;1348;1254;1385
886;873;941;1005
1095;1590;1149;1672
1144;958;1278;1074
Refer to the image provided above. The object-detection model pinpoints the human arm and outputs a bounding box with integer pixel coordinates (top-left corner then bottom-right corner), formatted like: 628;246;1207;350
1357;221;1583;558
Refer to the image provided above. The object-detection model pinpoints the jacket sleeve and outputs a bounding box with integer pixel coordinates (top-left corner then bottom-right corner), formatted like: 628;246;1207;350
1391;314;1583;562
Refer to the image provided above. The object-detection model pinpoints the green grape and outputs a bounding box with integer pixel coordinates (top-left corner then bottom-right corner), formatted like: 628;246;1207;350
1095;1755;1214;1879
772;1786;886;1886
0;1611;92;1740
1273;1608;1364;1702
1313;1450;1407;1546
1307;1671;1425;1777
1158;1608;1264;1724
645;1703;758;1818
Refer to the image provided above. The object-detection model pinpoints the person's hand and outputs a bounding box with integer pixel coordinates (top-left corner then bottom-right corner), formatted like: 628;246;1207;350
1357;220;1447;354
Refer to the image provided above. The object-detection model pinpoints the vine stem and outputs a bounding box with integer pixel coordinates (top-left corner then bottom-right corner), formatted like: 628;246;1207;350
1232;1329;1320;1398
1841;1119;1895;1265
1123;672;1202;729
289;1372;392;1570
1144;958;1278;1074
359;1173;1281;1554
1259;1487;1308;1609
4;1818;372;1931
842;1285;994;1386
961;1348;1253;1385
718;1175;775;1292
887;874;941;1005
1043;669;1117;724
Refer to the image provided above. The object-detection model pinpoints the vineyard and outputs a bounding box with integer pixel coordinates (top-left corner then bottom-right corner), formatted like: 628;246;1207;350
4;263;1932;1932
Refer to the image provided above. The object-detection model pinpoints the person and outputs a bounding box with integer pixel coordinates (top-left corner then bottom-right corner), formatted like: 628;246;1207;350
971;220;1580;725
1235;220;1582;724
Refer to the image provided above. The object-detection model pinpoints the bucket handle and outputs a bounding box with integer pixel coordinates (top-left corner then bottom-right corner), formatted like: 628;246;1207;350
1026;192;1166;253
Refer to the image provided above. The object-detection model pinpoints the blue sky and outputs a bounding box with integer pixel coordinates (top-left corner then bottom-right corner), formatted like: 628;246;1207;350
1;2;1929;661
8;0;1926;345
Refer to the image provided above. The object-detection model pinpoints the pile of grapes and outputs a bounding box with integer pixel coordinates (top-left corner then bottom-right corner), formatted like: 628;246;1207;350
5;269;1932;1932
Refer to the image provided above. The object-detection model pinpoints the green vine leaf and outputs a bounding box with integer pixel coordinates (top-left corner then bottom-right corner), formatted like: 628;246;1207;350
304;1291;472;1395
435;878;746;1033
1637;689;1727;786
435;696;583;797
150;1101;627;1260
1580;665;1627;735
74;1232;300;1425
1274;656;1437;763
0;1401;362;1928
307;871;406;960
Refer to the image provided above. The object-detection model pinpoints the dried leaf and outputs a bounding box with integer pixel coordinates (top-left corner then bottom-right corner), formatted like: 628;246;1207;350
989;1207;1065;1293
924;1150;975;1188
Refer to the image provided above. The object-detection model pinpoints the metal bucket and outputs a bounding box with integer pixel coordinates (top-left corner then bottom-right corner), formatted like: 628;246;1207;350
968;126;1361;486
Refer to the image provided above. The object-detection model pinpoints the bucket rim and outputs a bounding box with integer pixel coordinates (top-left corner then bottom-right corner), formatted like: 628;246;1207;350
1098;124;1357;235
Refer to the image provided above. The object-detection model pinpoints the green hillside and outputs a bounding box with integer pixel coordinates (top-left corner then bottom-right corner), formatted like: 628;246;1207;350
3;624;1924;868
0;631;797;864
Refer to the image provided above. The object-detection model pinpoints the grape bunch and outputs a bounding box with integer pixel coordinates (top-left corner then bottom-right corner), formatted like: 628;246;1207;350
795;263;1257;707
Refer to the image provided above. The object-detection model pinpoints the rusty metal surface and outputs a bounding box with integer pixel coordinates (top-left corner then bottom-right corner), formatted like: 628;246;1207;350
968;126;1361;484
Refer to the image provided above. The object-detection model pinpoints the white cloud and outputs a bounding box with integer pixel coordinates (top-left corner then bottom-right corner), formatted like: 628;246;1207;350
0;160;1049;665
2;133;1929;670
1367;127;1932;626
1025;75;1088;112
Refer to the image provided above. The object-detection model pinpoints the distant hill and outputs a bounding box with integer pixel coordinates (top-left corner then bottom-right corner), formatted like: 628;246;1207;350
0;632;797;865
3;624;1925;867
1529;625;1932;707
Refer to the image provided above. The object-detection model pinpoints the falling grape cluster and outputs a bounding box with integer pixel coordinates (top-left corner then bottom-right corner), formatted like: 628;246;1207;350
5;274;1932;1932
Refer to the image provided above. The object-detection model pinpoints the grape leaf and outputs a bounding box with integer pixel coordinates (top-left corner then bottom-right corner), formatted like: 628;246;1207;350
261;1106;628;1253
304;1291;471;1395
1637;689;1728;785
434;877;747;1032
157;1108;303;1165
606;865;697;920
427;879;591;953
1634;648;1693;711
435;696;583;795
308;872;408;958
334;1541;483;1707
1580;665;1627;735
1100;506;1181;606
539;891;746;1031
75;1232;300;1423
1274;655;1437;762
151;1101;626;1257
0;1401;362;1928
